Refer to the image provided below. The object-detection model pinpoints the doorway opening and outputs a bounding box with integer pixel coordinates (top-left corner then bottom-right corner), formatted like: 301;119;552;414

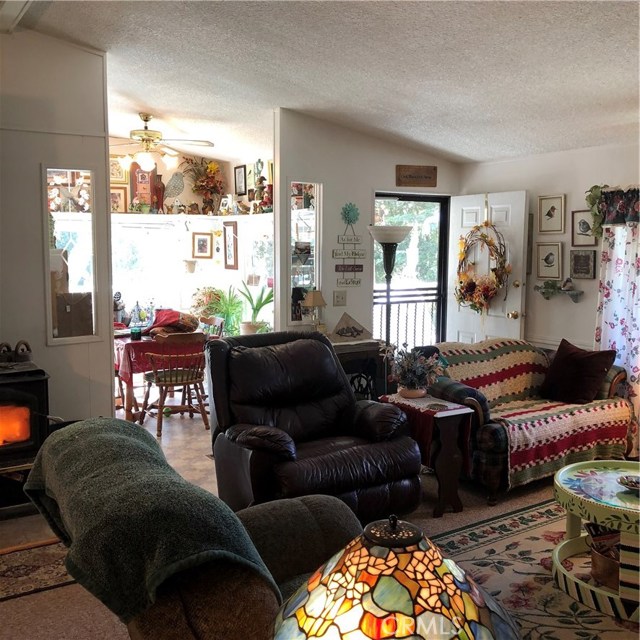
373;193;449;348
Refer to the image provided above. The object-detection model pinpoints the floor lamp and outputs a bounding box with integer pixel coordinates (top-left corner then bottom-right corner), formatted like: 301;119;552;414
368;225;413;393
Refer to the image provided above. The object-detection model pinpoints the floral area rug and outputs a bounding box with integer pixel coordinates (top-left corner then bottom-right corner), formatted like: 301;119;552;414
431;500;638;639
0;539;74;601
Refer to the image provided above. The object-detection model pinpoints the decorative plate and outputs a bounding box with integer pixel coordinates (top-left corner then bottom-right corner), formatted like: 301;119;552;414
617;475;640;494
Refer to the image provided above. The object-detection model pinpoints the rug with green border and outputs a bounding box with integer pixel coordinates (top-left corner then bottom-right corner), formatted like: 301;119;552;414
431;499;638;639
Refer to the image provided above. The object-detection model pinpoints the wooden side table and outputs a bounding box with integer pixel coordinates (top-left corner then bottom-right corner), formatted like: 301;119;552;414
382;394;473;517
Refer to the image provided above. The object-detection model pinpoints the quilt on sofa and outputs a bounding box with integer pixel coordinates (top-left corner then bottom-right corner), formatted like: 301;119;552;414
433;338;633;491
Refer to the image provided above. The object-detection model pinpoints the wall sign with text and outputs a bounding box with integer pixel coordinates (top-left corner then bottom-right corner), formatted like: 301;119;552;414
395;165;437;187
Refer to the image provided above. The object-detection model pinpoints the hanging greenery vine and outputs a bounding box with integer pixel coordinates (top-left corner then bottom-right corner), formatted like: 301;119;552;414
584;184;609;238
454;221;511;314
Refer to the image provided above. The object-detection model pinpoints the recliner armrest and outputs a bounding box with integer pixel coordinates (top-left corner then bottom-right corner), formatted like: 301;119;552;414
225;424;297;460
428;377;490;426
352;400;409;441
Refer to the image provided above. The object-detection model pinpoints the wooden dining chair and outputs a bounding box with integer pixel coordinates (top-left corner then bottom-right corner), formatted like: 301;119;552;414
199;315;225;338
138;332;209;436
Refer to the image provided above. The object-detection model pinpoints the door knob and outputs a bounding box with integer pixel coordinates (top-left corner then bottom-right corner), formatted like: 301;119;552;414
512;280;521;288
507;311;519;320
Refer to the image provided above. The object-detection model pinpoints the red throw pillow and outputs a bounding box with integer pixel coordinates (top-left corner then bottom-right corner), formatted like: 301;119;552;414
539;339;616;404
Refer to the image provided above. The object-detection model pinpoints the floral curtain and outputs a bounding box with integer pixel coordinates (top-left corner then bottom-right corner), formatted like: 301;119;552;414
598;185;639;225
594;192;639;457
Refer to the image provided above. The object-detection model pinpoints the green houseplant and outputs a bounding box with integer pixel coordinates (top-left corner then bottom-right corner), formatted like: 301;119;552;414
190;286;243;336
238;282;274;334
585;184;609;238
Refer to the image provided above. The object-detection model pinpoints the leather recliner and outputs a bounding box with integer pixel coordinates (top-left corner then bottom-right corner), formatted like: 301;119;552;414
206;331;422;523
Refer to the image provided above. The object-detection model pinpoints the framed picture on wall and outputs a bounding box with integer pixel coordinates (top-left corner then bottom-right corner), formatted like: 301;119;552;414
536;242;562;280
109;156;128;184
538;194;565;233
571;209;597;246
234;165;246;196
223;221;238;269
192;232;213;259
109;186;128;213
569;249;596;279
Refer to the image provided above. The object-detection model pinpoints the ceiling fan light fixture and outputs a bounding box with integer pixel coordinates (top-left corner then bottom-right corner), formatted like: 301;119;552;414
118;154;133;170
136;151;156;172
162;154;179;170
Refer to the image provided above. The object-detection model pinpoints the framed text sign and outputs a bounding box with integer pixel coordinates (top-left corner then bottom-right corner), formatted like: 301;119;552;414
395;165;437;187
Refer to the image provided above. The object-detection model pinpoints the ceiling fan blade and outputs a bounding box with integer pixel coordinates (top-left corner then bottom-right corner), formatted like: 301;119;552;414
162;138;214;147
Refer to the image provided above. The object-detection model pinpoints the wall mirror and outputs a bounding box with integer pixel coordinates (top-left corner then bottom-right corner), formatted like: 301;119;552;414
44;167;97;343
289;181;322;324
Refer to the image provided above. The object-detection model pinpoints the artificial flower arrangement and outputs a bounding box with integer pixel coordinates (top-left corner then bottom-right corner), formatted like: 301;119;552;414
454;220;511;314
180;157;226;199
381;343;446;390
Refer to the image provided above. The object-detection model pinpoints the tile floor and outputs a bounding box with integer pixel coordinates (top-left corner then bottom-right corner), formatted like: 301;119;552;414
0;410;215;549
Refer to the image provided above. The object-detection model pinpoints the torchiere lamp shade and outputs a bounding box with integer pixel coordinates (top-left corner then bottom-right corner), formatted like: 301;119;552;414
274;516;519;639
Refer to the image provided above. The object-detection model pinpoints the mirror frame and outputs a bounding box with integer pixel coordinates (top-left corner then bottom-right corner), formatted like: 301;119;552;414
288;179;322;328
42;164;100;345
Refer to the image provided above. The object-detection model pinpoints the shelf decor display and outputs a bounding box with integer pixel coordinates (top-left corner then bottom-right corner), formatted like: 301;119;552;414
454;221;511;314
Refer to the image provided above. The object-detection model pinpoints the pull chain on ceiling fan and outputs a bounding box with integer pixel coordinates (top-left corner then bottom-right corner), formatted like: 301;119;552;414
112;113;214;171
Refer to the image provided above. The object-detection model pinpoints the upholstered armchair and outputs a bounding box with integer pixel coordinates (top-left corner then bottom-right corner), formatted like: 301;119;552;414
206;331;422;523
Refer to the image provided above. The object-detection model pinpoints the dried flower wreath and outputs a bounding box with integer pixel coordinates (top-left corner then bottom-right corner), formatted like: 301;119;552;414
454;221;511;314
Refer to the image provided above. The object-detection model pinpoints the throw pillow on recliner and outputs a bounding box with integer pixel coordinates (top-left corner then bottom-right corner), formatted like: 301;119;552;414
539;338;616;404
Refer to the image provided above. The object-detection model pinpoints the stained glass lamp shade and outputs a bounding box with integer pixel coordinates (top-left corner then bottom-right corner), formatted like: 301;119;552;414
274;516;519;640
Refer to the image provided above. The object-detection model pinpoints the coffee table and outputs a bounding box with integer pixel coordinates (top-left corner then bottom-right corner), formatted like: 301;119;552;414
553;460;640;621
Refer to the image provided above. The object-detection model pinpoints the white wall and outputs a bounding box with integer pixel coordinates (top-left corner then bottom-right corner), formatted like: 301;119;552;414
274;108;461;333
459;143;639;349
1;30;113;419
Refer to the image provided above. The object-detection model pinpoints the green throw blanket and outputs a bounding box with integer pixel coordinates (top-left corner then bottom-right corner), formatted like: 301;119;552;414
24;417;280;622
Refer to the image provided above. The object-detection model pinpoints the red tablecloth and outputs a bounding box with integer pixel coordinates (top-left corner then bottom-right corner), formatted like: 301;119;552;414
380;394;472;474
114;338;204;385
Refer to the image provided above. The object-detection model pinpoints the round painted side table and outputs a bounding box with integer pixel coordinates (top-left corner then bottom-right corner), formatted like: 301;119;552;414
553;460;640;621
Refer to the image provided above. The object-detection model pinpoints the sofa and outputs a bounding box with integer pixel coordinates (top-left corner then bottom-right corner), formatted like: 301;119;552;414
24;418;364;640
207;331;422;523
428;338;634;502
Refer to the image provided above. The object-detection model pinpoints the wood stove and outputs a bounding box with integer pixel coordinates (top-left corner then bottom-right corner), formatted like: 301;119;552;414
0;362;50;471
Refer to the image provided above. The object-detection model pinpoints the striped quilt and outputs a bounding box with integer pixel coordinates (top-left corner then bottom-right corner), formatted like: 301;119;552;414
436;338;632;490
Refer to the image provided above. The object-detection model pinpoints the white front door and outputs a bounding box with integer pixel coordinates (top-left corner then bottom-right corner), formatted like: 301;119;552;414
446;191;528;343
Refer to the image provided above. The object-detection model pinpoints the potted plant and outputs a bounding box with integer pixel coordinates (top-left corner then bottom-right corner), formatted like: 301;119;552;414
585;184;609;238
238;282;274;335
190;286;243;336
381;343;445;398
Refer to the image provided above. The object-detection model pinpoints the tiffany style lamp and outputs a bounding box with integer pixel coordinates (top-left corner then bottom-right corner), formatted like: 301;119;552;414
274;515;519;639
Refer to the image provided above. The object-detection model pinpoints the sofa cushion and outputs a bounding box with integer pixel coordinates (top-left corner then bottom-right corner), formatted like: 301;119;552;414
436;339;549;408
539;339;616;404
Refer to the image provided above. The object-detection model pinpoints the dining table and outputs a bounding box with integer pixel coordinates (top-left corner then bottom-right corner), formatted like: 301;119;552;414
114;336;210;422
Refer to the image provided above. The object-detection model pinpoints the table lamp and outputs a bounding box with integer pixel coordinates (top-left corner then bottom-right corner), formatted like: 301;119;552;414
368;225;412;392
274;515;519;639
301;289;327;332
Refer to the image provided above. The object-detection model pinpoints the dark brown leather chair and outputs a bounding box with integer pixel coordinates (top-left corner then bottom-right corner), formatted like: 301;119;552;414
206;331;422;523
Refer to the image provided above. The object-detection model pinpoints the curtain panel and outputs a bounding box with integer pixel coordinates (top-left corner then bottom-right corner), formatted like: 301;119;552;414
594;222;639;457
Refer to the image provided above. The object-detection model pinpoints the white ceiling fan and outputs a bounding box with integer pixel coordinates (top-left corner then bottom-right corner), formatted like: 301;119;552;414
111;113;214;170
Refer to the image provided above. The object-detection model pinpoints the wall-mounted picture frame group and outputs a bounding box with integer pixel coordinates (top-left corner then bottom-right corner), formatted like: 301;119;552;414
536;242;562;280
569;249;596;279
234;165;247;196
223;220;238;269
538;194;565;234
110;186;128;213
192;232;213;259
571;209;597;246
109;156;128;184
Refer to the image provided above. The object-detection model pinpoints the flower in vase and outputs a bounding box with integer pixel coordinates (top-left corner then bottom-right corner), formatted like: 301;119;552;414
380;343;445;390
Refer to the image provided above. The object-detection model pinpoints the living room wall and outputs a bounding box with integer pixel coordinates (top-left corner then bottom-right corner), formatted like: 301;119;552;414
274;108;461;333
459;143;639;349
0;30;113;420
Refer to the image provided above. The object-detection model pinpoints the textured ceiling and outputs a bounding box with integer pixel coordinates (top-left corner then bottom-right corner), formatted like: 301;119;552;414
18;1;640;164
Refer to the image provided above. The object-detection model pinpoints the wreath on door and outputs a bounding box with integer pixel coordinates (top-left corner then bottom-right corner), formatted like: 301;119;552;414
454;221;511;314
